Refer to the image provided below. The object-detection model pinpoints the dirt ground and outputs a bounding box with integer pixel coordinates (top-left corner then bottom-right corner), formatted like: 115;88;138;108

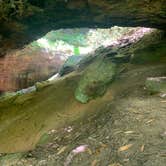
0;62;166;166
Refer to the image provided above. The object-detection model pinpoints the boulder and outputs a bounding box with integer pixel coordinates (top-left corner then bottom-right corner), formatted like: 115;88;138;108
75;56;117;103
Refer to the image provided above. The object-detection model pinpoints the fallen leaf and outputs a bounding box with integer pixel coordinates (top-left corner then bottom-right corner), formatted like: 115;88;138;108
124;131;135;134
161;100;166;103
57;146;67;155
118;144;133;152
140;144;145;152
123;158;129;162
100;143;108;148
87;148;93;155
114;131;123;135
146;119;154;124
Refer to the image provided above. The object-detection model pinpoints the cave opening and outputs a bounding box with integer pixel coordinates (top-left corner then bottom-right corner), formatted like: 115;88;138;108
0;26;153;96
0;0;166;165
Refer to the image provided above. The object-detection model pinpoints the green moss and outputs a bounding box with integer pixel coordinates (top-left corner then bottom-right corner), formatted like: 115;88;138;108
75;57;117;103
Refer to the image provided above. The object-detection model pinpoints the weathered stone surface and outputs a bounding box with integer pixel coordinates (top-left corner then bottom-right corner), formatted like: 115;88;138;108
75;56;117;103
145;77;166;94
59;55;85;76
0;0;166;55
0;48;64;92
74;29;166;103
109;29;166;64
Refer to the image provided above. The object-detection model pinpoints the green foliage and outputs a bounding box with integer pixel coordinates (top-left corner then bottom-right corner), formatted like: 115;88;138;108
74;47;80;55
46;29;88;47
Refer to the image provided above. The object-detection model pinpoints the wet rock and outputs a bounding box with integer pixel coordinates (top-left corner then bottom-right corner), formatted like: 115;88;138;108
59;55;85;76
16;86;36;95
145;77;166;94
75;56;117;103
48;73;60;81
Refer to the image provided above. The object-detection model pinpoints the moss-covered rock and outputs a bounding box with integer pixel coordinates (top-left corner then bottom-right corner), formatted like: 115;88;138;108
75;57;117;103
145;77;166;94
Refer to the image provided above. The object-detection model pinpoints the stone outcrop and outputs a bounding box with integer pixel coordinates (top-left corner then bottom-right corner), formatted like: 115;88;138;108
0;48;64;92
74;30;166;103
0;0;166;56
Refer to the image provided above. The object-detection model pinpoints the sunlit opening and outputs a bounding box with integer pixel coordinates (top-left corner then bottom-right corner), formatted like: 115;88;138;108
0;26;154;94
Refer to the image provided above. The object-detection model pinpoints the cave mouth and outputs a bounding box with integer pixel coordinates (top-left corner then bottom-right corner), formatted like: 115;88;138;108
0;26;153;96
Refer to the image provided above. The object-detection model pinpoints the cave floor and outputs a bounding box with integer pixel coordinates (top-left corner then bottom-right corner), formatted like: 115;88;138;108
0;62;166;166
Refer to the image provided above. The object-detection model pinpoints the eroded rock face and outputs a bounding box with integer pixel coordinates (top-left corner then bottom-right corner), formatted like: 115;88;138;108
0;0;166;56
0;49;64;92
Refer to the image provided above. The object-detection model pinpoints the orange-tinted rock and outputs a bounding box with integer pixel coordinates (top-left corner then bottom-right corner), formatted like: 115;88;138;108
0;48;65;92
